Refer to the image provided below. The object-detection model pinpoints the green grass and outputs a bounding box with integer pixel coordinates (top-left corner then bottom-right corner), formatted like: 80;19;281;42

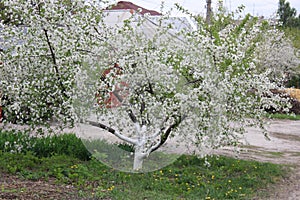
263;151;284;158
266;113;300;120
0;129;289;199
0;152;287;199
0;129;91;160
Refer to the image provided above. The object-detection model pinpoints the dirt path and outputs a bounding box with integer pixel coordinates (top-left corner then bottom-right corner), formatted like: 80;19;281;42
213;119;300;200
213;119;300;165
76;119;300;166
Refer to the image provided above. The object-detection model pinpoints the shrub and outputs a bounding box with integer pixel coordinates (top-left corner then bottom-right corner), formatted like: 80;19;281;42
286;75;300;89
0;130;91;160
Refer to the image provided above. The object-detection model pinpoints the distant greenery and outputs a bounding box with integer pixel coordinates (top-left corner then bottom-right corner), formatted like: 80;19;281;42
284;27;300;49
286;74;300;88
0;129;289;199
277;0;300;29
266;113;300;120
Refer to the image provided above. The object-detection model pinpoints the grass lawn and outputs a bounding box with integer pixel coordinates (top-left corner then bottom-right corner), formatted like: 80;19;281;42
0;129;290;199
0;151;288;199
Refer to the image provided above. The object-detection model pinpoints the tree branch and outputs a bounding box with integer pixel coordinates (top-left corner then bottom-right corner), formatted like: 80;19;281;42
112;90;124;103
186;78;203;85
76;48;98;56
43;29;68;99
43;29;57;68
94;27;117;53
150;115;185;153
86;120;138;145
140;101;147;125
128;109;138;123
145;81;154;94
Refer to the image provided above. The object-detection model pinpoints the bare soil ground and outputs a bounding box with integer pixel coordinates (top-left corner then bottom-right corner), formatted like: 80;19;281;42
0;174;79;200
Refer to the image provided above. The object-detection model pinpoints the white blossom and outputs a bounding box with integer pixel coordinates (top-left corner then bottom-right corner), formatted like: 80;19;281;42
0;1;293;171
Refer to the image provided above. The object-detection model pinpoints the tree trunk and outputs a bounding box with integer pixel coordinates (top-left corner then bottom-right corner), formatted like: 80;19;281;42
206;0;212;24
133;146;147;171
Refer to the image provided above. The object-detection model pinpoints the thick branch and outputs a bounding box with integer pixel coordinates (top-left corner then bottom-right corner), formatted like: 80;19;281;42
150;123;177;153
43;29;57;69
150;116;185;153
140;101;146;125
128;109;137;123
145;81;154;94
86;120;138;145
43;29;68;99
112;90;123;103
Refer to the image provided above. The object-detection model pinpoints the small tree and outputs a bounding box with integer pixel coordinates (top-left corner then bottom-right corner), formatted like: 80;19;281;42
78;8;290;170
0;0;290;171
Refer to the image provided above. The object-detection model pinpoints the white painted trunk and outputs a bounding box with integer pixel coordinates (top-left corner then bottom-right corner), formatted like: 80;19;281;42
133;146;147;171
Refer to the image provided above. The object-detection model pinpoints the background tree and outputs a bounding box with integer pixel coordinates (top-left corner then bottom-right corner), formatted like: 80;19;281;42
206;0;212;24
0;0;108;126
277;0;300;28
254;22;299;83
277;1;300;88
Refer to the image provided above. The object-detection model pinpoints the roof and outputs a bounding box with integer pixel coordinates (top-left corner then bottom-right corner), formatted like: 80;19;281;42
106;1;161;16
103;10;164;38
102;10;194;42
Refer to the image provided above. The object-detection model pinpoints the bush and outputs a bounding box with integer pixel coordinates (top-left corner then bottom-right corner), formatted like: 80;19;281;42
117;142;134;152
0;130;91;160
286;75;300;89
32;134;91;160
